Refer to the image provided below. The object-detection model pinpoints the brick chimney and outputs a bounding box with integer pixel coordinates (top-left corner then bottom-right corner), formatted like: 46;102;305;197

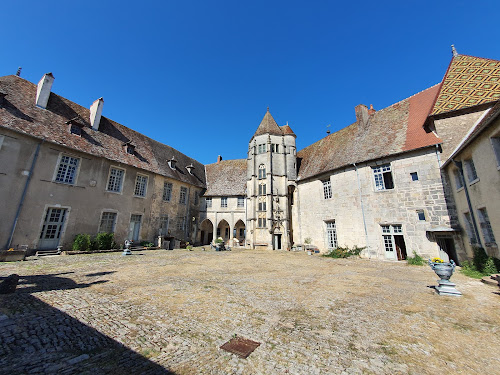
35;73;54;109
355;104;369;131
90;97;104;130
217;155;222;164
368;104;376;115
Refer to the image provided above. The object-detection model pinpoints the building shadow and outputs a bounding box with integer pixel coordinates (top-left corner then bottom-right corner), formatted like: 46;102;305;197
0;273;176;375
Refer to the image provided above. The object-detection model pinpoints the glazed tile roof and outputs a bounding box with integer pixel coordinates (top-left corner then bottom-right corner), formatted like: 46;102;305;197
431;54;500;116
0;75;205;188
204;159;247;196
297;85;442;181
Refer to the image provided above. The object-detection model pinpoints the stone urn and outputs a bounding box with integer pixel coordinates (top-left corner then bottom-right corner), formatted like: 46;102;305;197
428;259;462;296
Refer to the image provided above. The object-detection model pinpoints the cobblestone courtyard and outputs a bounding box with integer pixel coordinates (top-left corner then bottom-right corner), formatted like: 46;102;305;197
1;249;499;374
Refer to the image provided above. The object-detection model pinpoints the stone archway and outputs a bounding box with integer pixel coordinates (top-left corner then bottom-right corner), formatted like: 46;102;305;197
217;219;231;243
234;219;246;247
200;219;214;245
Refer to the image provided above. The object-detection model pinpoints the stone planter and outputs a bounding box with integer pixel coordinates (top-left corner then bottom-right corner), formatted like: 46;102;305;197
0;250;26;262
428;259;462;296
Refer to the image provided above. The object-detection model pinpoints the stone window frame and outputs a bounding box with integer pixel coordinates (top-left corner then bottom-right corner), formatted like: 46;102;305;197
257;144;267;154
258;201;267;211
463;212;477;245
477;207;496;245
257;216;267;228
410;172;419;181
490;135;500;169
162;182;173;202
179;186;188;205
237;196;245;207
453;168;464;191
464;158;479;184
177;216;186;231
271;144;279;153
416;210;426;221
258;183;267;196
322;179;332;199
372;163;394;191
99;211;117;233
381;224;403;253
53;153;81;185
159;215;169;236
325;220;337;249
221;197;228;208
106;166;125;193
133;174;148;198
258;164;266;179
205;197;212;208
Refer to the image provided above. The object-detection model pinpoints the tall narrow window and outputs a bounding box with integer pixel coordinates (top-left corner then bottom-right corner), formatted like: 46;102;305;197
159;215;169;236
464;158;478;182
107;167;125;192
55;155;79;184
463;212;477;244
221;197;228;208
163;182;172;201
99;212;117;233
179;187;187;204
372;164;394;191
134;175;148;197
478;208;496;244
322;179;332;199
491;137;500;166
258;201;267;211
258;183;266;196
206;197;212;208
326;221;337;249
258;164;266;179
258;214;267;228
177;216;185;231
453;169;463;190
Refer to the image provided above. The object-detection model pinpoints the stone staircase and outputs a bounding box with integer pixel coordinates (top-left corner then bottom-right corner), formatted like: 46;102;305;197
481;274;500;288
35;249;61;257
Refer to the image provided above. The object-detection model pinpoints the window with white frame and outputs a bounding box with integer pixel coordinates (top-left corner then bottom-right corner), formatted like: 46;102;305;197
478;208;496;244
258;164;266;179
258;144;267;154
417;210;426;221
464;158;478;183
258;215;267;228
453;169;463;190
491;136;500;166
258;201;267;211
206;197;212;208
179;187;187;204
463;212;477;244
55;155;79;184
134;175;148;197
381;224;402;252
258;183;266;196
107;167;125;192
99;212;117;233
326;221;337;249
162;182;172;201
221;197;228;208
159;215;169;236
372;164;394;191
322;179;332;199
237;196;245;207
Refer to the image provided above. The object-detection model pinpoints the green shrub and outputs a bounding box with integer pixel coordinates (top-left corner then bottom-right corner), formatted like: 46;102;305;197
323;245;366;259
96;232;115;250
473;246;489;272
406;251;425;266
483;257;498;275
72;234;91;251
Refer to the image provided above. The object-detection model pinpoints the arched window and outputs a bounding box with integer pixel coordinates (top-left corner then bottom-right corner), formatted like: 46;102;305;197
258;164;266;179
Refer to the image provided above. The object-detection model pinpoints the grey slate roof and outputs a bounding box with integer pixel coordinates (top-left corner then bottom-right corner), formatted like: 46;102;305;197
204;159;247;196
0;75;205;188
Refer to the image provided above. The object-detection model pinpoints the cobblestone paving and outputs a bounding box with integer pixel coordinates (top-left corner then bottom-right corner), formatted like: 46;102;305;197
1;249;499;374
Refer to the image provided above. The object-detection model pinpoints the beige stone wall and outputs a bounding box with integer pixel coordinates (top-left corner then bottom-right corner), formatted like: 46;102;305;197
294;148;451;260
444;117;500;259
202;196;246;246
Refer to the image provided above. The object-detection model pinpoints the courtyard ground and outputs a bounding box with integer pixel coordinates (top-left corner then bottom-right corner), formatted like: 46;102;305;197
1;248;499;374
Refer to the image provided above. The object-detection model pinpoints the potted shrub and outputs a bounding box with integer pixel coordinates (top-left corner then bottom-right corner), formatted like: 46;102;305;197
428;257;462;296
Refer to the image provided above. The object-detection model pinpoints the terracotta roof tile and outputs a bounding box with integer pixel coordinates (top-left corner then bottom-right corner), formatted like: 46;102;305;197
204;159;247;196
280;124;296;136
0;75;205;188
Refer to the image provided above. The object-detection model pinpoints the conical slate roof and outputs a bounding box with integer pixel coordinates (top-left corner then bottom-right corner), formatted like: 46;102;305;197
252;108;283;138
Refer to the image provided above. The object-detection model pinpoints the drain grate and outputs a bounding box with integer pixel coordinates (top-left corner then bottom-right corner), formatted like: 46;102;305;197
220;336;261;358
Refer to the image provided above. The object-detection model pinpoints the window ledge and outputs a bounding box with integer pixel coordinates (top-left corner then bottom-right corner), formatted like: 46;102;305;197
456;186;464;193
105;190;122;194
485;242;498;248
134;195;147;199
468;178;480;186
374;189;395;193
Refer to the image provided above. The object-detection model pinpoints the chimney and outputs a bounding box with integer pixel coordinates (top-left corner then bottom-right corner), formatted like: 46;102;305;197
186;163;195;175
355;104;369;131
90;97;104;130
368;104;376;115
168;156;177;169
217;155;222;164
35;73;54;109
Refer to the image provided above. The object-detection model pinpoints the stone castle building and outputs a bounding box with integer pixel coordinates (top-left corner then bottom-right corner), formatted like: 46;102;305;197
1;48;499;262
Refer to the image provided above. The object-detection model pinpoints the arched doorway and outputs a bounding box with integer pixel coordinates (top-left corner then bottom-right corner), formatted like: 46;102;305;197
217;220;230;243
234;219;246;247
200;219;214;245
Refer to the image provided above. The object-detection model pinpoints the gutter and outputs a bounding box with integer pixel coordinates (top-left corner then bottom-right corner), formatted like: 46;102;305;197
6;140;43;249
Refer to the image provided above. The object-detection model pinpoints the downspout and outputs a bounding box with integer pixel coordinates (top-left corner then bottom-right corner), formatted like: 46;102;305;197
353;163;370;258
186;186;190;241
435;144;442;167
269;137;274;249
6;140;43;249
453;160;483;248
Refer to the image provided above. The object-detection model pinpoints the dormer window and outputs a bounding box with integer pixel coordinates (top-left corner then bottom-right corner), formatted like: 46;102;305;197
65;118;84;136
168;156;177;169
186;163;195;175
123;142;135;154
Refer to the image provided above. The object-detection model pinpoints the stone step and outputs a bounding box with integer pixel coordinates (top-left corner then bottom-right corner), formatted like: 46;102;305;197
481;275;500;287
35;250;61;257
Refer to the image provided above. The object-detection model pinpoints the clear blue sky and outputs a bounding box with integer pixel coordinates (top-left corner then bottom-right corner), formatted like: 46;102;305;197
2;1;500;164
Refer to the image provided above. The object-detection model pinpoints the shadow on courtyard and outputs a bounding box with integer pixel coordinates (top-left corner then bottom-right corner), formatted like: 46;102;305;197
0;273;176;375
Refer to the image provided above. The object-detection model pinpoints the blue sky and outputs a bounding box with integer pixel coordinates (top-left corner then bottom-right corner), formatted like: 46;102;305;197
2;1;500;164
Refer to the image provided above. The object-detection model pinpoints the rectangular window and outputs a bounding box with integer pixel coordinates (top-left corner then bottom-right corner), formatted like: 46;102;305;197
322;179;332;199
258;201;267;211
258;165;266;179
206;197;212;208
221;197;228;208
99;212;117;233
194;193;199;205
258;184;266;196
381;224;402;254
326;221;337;249
258;144;267;154
134;175;148;197
271;144;279;153
373;164;394;191
258;217;267;228
463;212;477;244
453;169;464;190
163;182;172;201
478;208;496;244
417;210;426;221
410;172;419;181
107;167;125;192
179;187;187;204
237;196;245;207
159;215;169;236
491;137;500;166
464;159;478;182
177;216;185;231
55;155;79;184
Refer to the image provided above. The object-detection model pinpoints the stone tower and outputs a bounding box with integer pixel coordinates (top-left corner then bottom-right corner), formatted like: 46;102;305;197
246;109;297;250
